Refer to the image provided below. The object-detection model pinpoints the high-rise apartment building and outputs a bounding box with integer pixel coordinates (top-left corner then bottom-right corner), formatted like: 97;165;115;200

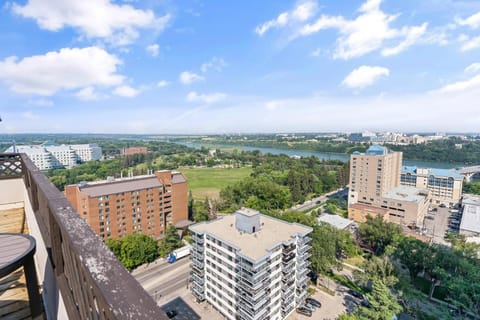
65;170;188;240
5;143;102;170
400;166;464;206
189;208;312;320
348;145;402;207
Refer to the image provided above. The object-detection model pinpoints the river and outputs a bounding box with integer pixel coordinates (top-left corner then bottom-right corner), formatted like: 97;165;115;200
180;142;464;169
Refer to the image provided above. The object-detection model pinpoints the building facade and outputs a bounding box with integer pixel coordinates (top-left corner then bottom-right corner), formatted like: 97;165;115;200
65;170;188;240
120;147;149;156
5;143;102;170
401;166;463;206
189;208;312;320
348;145;430;227
349;145;402;207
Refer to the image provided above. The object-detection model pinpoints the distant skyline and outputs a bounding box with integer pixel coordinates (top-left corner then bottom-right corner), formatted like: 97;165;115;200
0;0;480;133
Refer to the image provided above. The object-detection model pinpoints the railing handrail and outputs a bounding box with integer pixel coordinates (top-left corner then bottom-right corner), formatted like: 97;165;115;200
1;153;168;320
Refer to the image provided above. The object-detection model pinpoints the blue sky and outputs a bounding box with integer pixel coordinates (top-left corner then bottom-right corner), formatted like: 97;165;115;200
0;0;480;133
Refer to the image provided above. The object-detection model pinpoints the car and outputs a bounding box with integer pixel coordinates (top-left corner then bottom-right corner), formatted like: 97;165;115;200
303;303;316;312
439;204;446;208
348;289;364;299
165;310;177;319
296;307;312;317
306;297;322;308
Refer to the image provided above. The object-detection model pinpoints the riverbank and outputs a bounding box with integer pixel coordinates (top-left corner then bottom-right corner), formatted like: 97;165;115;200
179;142;466;169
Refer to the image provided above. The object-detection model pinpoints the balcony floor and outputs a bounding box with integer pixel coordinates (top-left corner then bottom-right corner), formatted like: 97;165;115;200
0;205;38;320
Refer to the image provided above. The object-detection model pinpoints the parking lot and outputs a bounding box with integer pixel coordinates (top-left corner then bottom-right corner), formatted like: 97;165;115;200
423;205;462;245
287;286;363;320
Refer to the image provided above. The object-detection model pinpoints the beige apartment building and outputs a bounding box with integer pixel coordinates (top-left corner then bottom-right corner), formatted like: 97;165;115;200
349;145;402;207
381;186;430;226
65;170;188;240
401;166;463;206
348;145;429;227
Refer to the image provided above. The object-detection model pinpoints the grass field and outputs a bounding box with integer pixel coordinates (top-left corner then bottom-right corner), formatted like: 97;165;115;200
181;167;252;200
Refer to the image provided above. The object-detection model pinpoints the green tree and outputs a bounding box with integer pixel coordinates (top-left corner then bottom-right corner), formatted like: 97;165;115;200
355;279;402;320
158;225;183;257
359;215;402;255
105;233;159;271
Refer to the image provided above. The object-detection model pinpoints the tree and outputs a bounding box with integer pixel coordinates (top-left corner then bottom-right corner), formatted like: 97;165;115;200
105;233;159;271
158;225;183;257
356;256;398;289
354;279;402;320
359;215;402;255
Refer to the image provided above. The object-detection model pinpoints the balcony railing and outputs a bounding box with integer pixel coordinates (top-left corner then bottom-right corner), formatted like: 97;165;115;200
0;154;168;320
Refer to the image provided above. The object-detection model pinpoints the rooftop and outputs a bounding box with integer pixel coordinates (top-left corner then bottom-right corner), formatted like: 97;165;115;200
401;165;464;179
365;144;387;155
189;210;312;261
76;176;163;197
460;203;480;234
383;186;429;204
462;194;480;206
318;214;355;230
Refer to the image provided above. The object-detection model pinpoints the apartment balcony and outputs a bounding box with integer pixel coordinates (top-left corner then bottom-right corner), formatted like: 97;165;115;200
298;243;311;254
0;154;168;320
282;244;296;254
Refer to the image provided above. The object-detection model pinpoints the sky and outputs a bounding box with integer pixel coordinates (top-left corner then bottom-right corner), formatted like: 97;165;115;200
0;0;480;134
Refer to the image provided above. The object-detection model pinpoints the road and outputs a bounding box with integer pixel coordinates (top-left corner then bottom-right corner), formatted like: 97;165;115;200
132;257;190;305
291;187;348;212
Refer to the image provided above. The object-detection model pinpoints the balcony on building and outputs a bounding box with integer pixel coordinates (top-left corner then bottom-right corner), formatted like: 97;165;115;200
0;153;169;320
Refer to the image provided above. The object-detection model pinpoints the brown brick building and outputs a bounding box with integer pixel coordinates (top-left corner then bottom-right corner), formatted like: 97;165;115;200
65;170;188;240
120;147;148;155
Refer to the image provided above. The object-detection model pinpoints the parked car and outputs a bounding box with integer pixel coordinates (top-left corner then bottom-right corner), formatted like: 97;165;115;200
348;289;364;299
306;298;322;308
361;299;371;308
303;303;316;312
296;307;312;317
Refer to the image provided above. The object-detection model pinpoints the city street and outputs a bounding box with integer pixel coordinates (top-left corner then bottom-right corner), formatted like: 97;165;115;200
132;256;191;305
292;187;348;212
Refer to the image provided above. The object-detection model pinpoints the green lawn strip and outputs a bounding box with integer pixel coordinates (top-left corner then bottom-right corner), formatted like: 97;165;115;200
181;167;252;199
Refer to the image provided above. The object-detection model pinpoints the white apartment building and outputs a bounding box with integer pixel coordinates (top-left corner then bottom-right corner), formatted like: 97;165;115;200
5;143;102;170
70;144;103;162
189;208;312;320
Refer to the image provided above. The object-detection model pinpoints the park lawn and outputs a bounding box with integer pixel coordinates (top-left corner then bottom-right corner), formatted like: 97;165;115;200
182;167;252;200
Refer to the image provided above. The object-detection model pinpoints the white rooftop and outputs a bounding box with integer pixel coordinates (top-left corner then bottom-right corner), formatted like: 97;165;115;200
189;211;312;261
318;214;355;230
460;203;480;235
383;186;429;204
462;194;480;206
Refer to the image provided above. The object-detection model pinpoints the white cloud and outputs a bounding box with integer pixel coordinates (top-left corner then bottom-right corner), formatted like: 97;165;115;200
113;85;140;97
457;11;480;29
201;57;227;73
146;44;159;57
76;86;103;101
461;35;480;51
437;74;480;93
28;98;53;107
186;91;227;104
465;62;480;74
0;46;124;95
12;0;170;46
157;80;170;87
179;71;204;84
21;111;38;120
255;1;317;36
298;0;428;59
342;65;389;89
381;23;428;56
